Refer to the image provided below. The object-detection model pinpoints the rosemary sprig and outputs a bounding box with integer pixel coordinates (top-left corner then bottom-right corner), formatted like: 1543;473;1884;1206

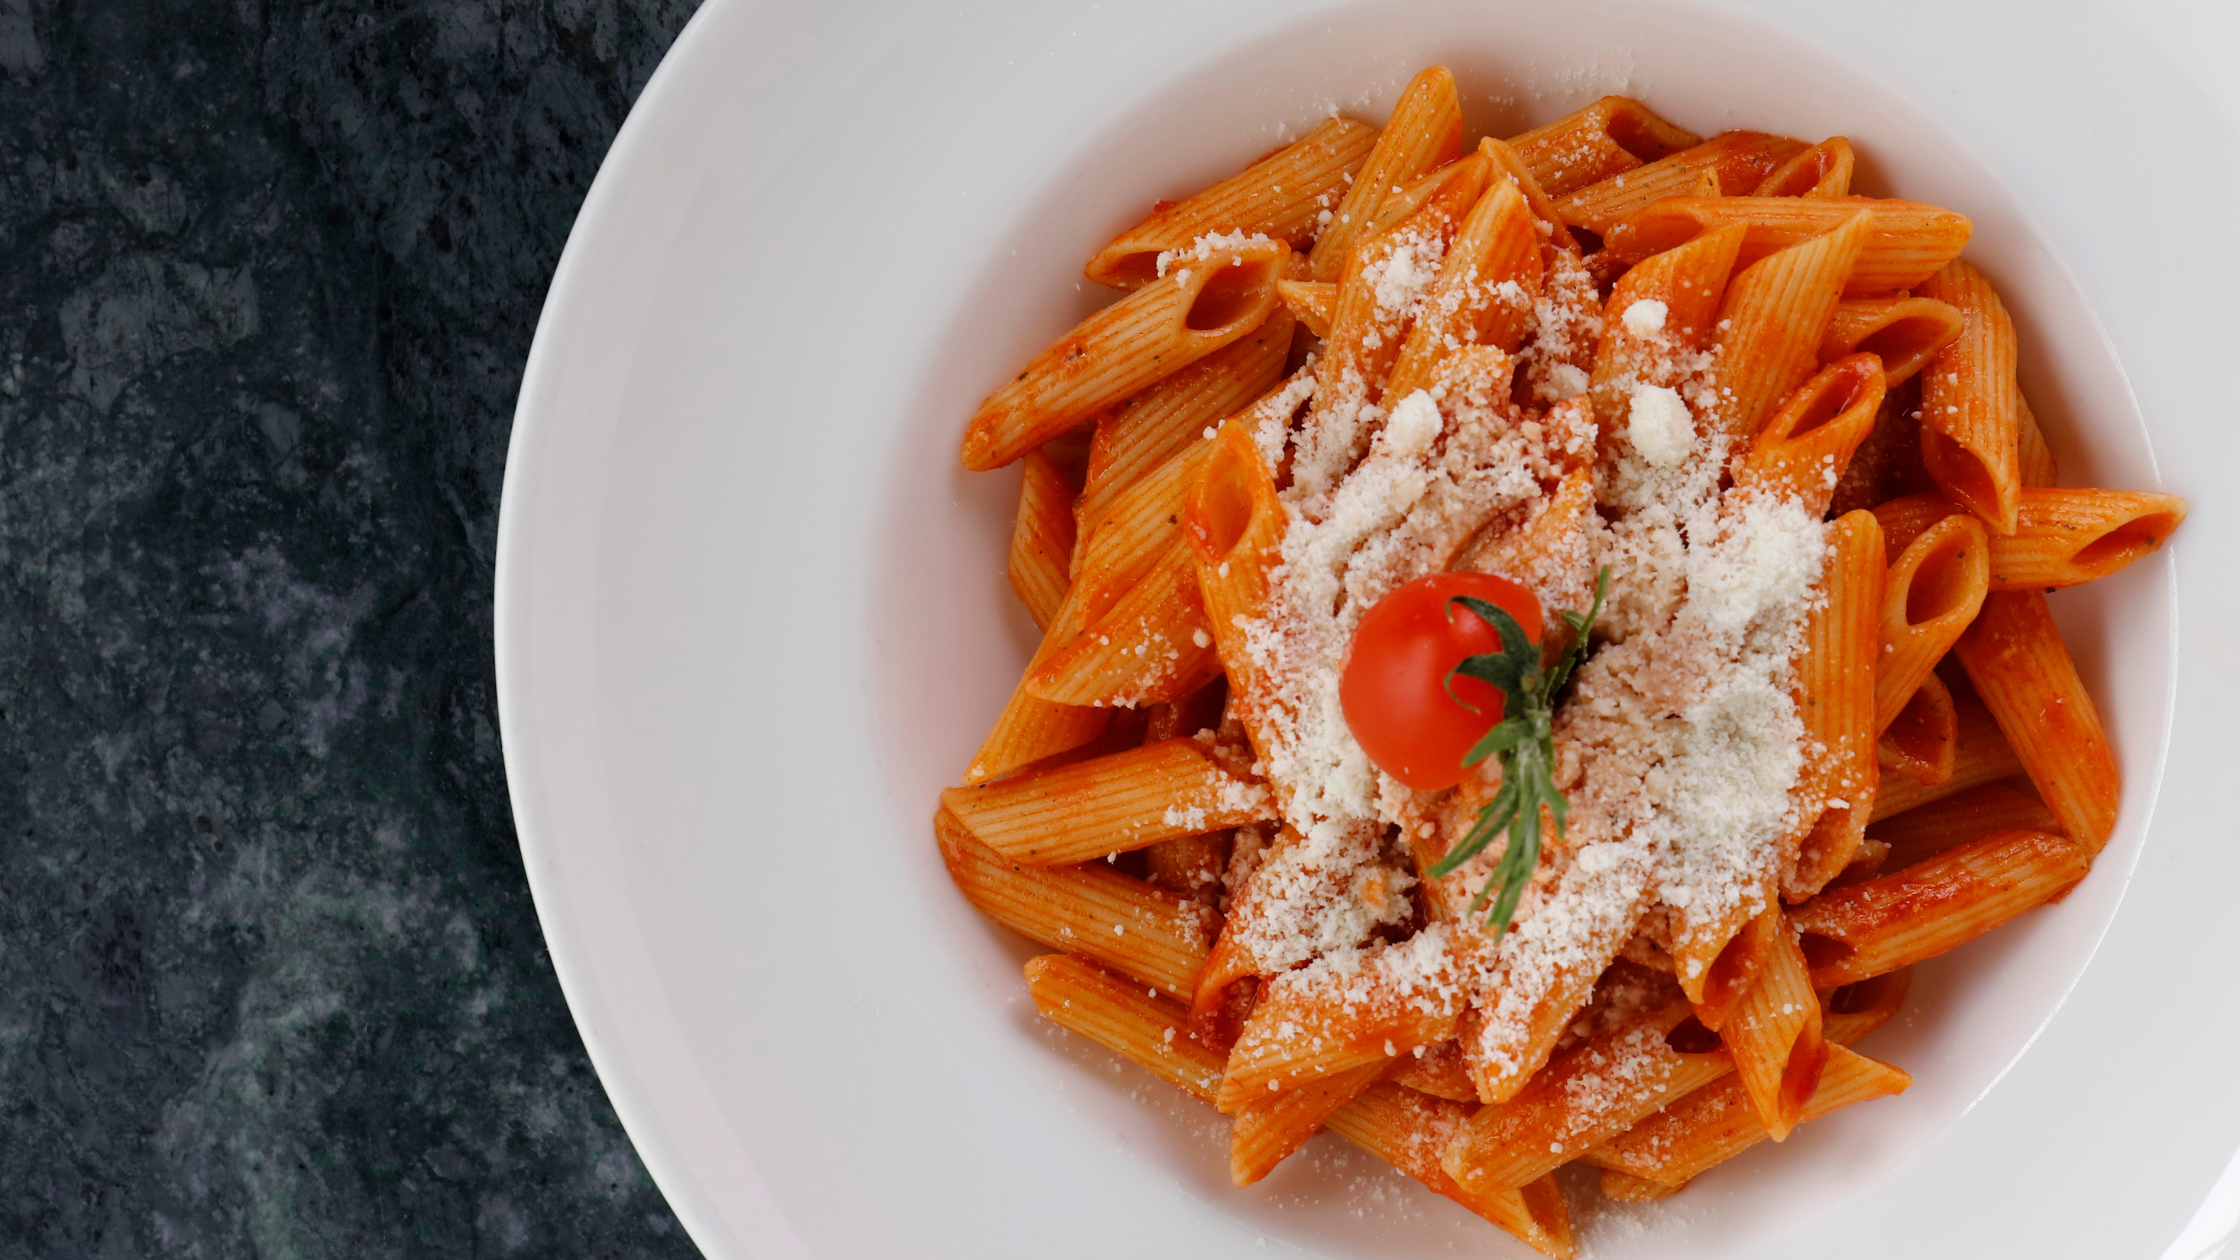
1426;567;1610;939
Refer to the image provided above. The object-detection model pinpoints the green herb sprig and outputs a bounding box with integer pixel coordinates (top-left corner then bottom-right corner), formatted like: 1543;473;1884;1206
1426;567;1610;939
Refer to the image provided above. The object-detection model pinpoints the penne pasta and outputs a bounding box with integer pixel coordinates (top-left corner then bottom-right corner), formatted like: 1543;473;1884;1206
1793;829;2089;987
1869;688;2026;822
1441;1000;1733;1192
1085;117;1379;287
1734;355;1886;512
1719;908;1826;1139
1783;510;1885;903
1870;487;2182;591
1586;222;1746;434
1025;953;1227;1100
1954;590;2120;853
1820;296;1964;388
1027;539;1222;707
1873;512;1990;734
1183;418;1288;757
1386;178;1543;398
962;237;1290;470
1076;309;1295;544
1477;136;1578;250
1585;1043;1910;1187
1704;211;1870;451
943;812;1213;995
1299;156;1490;480
1601;1170;1689;1201
964;606;1115;785
1878;669;1958;786
1984;488;2187;590
947;74;2178;1239
1308;65;1465;281
1276;279;1334;337
1601;196;1972;295
1916;259;2024;534
1752;136;1855;198
1870;781;2058;872
1387;1040;1479;1102
1325;1084;1579;1257
941;737;1275;867
1507;94;1700;197
2016;396;2059;488
1009;449;1079;631
1228;1058;1388;1185
1553;131;1807;235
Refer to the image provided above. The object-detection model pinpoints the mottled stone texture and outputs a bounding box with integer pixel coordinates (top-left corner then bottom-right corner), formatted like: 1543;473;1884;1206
0;0;705;1255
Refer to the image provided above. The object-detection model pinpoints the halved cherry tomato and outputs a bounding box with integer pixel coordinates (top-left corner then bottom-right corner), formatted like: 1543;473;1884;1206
1339;572;1544;791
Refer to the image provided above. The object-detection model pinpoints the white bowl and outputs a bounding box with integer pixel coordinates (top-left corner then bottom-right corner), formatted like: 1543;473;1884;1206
495;1;2240;1256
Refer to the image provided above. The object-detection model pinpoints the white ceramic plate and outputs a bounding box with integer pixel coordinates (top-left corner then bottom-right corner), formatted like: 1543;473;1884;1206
495;1;2240;1256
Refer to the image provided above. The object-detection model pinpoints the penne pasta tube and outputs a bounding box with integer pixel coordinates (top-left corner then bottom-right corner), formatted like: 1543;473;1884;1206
1782;510;1885;903
1554;131;1808;234
1870;781;2058;872
1584;1043;1910;1187
1507;95;1700;197
1441;1000;1733;1193
1586;222;1746;433
1024;954;1227;1100
1215;929;1466;1108
1820;296;1963;388
1954;590;2120;853
1873;512;1990;734
1601;196;1972;295
1285;158;1491;501
941;737;1275;867
1325;1084;1579;1258
1184;419;1287;753
1686;902;1780;1033
1870;491;1962;560
1028;539;1223;707
1460;463;1597;610
1793;829;2090;987
1752;136;1854;198
1705;211;1870;451
1388;1040;1478;1102
1869;689;2025;822
1477;136;1578;250
1733;355;1886;513
1228;1058;1388;1186
1602;1170;1689;1201
943;813;1213;995
1984;488;2187;590
1870;487;2181;591
1916;259;2023;534
1085;117;1380;287
1276;279;1334;337
1308;65;1464;281
1386;179;1543;398
1076;310;1294;543
1820;966;1913;1046
1071;442;1209;597
2017;396;2059;487
1720;909;1826;1139
963;599;1113;785
1362;150;1491;240
1009;449;1078;631
961;237;1290;470
1878;669;1957;786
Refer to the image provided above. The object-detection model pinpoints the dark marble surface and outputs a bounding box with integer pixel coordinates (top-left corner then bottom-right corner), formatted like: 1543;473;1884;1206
0;0;706;1254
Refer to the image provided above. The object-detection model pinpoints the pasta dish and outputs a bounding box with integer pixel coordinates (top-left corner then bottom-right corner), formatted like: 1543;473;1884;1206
931;68;2186;1254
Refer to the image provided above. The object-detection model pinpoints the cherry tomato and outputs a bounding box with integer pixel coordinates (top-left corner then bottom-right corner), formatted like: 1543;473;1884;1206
1339;572;1545;791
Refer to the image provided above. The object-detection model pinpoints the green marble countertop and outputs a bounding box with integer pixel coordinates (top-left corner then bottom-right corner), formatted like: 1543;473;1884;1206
0;0;704;1253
